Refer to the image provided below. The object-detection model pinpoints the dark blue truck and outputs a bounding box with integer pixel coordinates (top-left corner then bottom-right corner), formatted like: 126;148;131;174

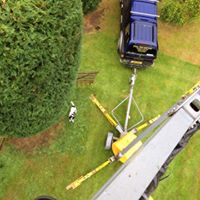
118;0;159;67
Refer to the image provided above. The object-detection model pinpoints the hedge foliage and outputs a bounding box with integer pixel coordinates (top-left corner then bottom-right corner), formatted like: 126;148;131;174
161;0;200;25
0;0;82;137
82;0;101;14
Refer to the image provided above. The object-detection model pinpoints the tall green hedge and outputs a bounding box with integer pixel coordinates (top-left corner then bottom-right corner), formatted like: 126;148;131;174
0;0;82;137
161;0;200;25
82;0;101;14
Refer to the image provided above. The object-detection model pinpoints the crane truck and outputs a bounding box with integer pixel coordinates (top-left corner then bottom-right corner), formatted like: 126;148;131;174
118;0;159;67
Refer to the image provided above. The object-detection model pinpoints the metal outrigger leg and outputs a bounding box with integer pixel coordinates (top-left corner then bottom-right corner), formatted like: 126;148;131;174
112;69;144;136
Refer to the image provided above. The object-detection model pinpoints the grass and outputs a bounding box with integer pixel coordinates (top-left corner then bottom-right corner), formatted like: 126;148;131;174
0;0;200;199
159;19;200;65
153;133;200;200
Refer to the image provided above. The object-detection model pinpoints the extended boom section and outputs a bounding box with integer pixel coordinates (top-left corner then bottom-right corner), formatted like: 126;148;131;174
92;85;200;200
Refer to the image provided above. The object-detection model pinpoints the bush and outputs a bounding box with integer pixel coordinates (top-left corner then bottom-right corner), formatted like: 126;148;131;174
185;0;200;18
160;0;184;25
0;0;82;137
82;0;101;14
161;0;200;25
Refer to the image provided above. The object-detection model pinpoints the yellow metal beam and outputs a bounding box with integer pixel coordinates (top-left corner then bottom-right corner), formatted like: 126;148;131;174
90;94;118;127
182;80;200;98
130;115;160;134
66;158;114;190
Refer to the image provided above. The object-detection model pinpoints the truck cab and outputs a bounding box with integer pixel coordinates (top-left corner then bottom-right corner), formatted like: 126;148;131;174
118;0;158;67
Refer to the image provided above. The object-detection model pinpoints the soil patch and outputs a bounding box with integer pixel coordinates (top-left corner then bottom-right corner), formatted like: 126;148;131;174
159;21;200;65
8;122;64;152
84;8;105;33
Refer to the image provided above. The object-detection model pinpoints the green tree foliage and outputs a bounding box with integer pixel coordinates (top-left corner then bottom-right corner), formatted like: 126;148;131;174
0;0;82;137
161;0;200;25
82;0;101;14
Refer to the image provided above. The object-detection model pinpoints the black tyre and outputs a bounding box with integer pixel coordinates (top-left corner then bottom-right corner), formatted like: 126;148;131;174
105;132;114;150
35;196;56;200
118;31;124;55
143;60;154;67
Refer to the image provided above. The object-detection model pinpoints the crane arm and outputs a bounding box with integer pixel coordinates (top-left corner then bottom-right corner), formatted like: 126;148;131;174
92;81;200;200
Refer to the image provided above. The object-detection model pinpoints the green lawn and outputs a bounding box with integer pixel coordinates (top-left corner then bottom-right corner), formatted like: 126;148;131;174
0;0;200;200
159;21;200;65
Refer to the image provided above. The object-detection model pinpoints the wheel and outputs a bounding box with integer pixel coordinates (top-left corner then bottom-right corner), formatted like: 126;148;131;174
35;196;56;200
117;31;124;54
142;60;154;67
105;132;114;150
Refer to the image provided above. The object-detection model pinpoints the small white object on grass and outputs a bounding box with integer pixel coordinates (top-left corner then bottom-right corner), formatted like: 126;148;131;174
69;101;77;123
